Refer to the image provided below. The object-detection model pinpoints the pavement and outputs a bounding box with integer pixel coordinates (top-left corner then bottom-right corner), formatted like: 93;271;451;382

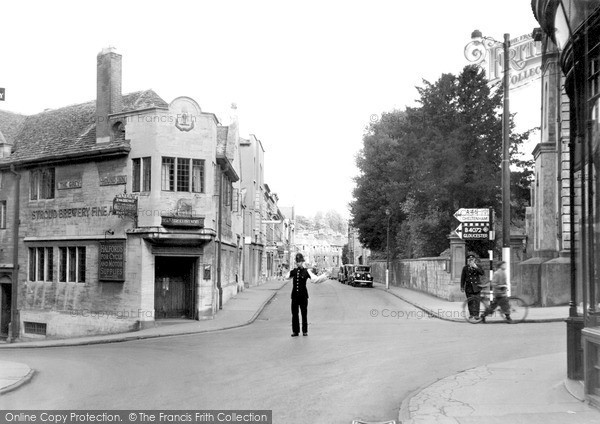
1;278;599;424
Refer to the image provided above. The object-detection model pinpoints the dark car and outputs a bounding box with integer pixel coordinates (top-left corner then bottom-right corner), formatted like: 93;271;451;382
348;265;374;287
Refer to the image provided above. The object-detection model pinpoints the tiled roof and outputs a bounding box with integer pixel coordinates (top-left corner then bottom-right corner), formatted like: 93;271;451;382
0;90;168;167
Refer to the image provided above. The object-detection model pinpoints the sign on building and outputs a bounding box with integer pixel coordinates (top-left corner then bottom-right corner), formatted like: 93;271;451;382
98;240;126;282
113;193;138;218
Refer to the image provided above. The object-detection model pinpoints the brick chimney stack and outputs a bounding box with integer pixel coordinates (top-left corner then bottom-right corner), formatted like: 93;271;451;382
96;47;123;143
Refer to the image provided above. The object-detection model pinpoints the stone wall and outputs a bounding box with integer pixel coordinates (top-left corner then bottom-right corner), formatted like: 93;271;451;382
370;257;484;302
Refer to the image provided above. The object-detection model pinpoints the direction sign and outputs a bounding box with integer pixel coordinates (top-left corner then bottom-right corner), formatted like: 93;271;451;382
454;208;490;222
454;222;491;240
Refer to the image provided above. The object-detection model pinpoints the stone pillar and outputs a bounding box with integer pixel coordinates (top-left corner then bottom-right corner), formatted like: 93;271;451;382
448;232;465;301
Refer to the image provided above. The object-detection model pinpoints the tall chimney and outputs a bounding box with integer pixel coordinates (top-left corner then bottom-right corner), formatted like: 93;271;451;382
96;47;122;143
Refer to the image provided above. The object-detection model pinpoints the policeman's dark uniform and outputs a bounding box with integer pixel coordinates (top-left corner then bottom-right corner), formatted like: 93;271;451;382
289;266;311;336
460;258;485;317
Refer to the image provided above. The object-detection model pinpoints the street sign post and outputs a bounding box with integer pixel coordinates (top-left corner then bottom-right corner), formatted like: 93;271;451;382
454;222;491;240
453;208;490;222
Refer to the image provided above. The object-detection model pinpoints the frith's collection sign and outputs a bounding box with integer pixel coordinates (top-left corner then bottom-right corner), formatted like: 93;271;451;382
99;241;126;282
464;33;542;89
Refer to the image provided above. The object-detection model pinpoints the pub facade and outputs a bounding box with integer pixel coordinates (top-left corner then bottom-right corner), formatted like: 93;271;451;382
0;48;245;339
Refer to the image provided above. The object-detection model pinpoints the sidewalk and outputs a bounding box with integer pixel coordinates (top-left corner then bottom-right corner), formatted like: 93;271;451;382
373;282;568;323
399;353;600;423
0;279;287;394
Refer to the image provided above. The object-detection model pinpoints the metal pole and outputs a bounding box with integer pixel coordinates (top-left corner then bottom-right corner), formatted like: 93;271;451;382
502;33;511;296
386;220;390;290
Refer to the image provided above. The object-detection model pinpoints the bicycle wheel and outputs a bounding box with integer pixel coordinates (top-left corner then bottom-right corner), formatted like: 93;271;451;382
507;297;529;323
461;295;488;323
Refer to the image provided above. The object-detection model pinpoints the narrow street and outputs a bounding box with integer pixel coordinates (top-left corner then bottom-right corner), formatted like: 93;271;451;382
0;280;565;423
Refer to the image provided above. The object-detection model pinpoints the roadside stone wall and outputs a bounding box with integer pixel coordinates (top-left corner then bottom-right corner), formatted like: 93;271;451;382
371;258;490;302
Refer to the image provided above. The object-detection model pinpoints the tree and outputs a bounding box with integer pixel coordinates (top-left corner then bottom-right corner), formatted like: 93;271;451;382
351;65;533;259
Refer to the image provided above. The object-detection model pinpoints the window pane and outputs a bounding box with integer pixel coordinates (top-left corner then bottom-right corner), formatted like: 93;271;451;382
162;157;175;191
46;247;53;282
29;248;35;281
0;201;6;228
30;170;38;200
142;157;151;191
37;247;44;282
177;158;190;191
192;159;204;193
59;247;67;282
78;247;86;283
132;159;141;192
44;168;55;199
68;247;76;282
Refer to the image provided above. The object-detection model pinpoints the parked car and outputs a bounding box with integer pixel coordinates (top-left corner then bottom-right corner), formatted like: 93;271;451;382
348;265;374;287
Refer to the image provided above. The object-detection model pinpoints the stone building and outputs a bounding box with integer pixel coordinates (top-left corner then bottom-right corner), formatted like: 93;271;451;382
532;0;600;407
239;135;266;286
0;48;245;340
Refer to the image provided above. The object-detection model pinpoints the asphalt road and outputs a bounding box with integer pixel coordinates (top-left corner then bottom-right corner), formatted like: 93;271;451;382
0;280;565;423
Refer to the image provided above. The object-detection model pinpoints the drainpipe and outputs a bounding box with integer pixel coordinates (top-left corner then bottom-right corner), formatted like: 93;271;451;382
217;171;223;309
8;164;20;342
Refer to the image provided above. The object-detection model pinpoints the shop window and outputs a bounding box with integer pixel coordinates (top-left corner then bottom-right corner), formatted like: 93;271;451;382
28;247;54;282
132;157;151;192
30;168;55;200
59;246;86;283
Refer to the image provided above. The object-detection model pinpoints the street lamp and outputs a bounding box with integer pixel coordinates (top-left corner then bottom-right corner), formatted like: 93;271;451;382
471;29;511;295
385;208;391;290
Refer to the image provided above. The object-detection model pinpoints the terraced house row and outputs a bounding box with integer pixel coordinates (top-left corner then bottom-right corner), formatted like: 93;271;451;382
0;48;294;341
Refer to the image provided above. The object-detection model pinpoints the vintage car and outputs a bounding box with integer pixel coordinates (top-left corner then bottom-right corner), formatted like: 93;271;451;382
347;265;374;287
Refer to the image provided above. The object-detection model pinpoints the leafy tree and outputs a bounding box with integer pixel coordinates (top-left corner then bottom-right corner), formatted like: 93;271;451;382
351;65;533;259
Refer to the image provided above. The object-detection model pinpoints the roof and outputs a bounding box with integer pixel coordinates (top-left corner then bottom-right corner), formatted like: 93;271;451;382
0;89;168;168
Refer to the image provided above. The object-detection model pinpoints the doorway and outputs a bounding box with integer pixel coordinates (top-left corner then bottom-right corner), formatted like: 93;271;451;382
154;257;196;319
0;282;12;338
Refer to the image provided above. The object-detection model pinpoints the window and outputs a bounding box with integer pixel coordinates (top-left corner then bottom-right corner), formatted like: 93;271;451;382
132;157;151;192
59;246;86;283
28;247;53;282
162;157;175;191
192;160;205;193
0;200;5;229
30;168;55;200
162;157;205;193
177;158;190;191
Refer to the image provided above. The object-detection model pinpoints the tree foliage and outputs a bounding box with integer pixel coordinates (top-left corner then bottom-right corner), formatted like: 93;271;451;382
350;65;533;259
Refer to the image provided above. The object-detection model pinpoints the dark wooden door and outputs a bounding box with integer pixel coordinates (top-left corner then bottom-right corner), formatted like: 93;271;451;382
0;284;11;336
154;257;195;319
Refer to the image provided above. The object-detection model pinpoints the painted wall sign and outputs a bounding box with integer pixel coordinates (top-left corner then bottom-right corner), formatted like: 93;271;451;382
31;206;114;220
99;240;126;282
100;175;127;186
464;33;543;89
57;179;82;190
161;216;204;227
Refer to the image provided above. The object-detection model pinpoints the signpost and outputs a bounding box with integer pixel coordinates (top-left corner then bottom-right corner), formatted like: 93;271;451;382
454;208;490;222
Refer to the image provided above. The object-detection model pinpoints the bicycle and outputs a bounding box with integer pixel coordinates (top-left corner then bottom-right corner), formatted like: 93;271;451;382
461;290;529;324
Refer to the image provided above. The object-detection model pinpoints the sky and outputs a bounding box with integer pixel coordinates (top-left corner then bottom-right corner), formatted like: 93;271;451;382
0;0;542;219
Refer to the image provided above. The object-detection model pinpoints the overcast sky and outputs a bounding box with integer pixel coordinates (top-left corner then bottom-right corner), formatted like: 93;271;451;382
0;0;541;219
